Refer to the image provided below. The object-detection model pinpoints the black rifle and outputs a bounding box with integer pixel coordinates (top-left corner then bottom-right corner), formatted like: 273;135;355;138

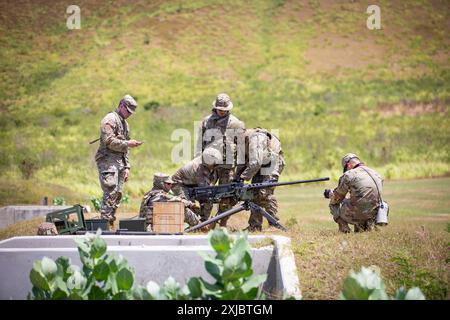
185;177;330;232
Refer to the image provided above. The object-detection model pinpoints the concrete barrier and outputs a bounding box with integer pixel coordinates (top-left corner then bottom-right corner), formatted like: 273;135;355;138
0;235;301;300
0;206;72;229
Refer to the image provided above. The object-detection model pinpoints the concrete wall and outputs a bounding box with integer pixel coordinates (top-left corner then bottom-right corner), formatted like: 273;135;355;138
0;206;72;229
0;235;301;300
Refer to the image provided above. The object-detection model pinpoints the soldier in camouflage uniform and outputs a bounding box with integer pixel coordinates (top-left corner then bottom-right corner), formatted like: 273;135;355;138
139;173;201;232
235;128;285;231
196;93;245;226
324;153;383;233
95;95;143;229
171;147;222;221
37;222;58;235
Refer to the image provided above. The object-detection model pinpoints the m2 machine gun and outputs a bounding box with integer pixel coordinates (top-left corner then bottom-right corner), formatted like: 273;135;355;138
185;177;330;232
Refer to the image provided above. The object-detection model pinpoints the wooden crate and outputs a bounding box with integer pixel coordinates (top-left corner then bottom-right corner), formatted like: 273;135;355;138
152;201;184;233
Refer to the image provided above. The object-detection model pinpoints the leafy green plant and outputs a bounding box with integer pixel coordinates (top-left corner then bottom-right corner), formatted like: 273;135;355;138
186;228;267;300
28;228;267;300
53;197;66;206
340;266;425;300
28;229;136;300
90;196;102;213
121;194;129;204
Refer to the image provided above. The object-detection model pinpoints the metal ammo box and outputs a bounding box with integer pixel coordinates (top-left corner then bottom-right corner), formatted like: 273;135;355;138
119;217;146;231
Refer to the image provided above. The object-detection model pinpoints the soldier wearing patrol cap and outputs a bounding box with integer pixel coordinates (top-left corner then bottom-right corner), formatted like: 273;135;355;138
94;94;143;229
195;93;245;227
139;173;201;232
324;153;384;233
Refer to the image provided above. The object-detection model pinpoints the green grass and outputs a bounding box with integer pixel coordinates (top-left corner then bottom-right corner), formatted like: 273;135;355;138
0;0;449;200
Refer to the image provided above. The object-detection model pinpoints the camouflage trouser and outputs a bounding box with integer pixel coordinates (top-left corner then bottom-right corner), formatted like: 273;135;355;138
97;160;127;224
185;207;201;226
215;166;237;227
248;174;279;231
329;199;377;233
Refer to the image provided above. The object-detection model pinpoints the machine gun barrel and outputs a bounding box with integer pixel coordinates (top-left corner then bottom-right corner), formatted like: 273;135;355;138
244;177;330;190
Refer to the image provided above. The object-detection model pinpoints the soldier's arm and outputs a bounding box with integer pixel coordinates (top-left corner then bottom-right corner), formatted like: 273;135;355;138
240;134;264;181
102;121;129;153
330;175;350;205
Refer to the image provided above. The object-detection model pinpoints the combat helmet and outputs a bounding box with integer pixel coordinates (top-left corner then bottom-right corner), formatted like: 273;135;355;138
212;93;233;111
202;147;223;165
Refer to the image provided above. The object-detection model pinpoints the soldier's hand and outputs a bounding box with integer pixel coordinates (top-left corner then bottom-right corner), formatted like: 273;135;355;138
124;169;130;182
323;189;332;199
128;139;143;148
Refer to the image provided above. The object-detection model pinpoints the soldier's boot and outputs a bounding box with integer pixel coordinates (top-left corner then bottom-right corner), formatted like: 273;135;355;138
245;225;262;232
336;217;351;233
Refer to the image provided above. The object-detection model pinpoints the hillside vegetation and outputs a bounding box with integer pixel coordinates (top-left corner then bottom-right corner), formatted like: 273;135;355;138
0;0;449;205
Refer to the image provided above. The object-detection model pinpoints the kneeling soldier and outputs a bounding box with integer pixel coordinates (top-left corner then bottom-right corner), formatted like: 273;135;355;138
324;153;384;233
139;173;201;232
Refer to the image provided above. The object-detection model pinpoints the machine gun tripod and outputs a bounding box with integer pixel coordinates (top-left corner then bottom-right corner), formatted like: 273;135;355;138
186;200;287;233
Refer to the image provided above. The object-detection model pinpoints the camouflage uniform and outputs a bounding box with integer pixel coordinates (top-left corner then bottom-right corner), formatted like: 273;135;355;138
95;96;136;225
196;93;245;225
236;128;285;231
171;155;219;221
329;164;383;233
139;173;201;231
37;222;58;235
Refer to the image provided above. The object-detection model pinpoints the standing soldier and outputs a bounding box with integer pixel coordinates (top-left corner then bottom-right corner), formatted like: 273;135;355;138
324;153;384;233
196;93;245;226
95;95;143;229
235;128;285;231
139;173;201;232
172;147;222;221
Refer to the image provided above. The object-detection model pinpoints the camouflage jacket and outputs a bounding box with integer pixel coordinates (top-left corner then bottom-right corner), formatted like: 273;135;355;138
171;156;218;196
330;164;383;214
237;129;285;181
139;188;184;217
95;111;130;168
196;110;245;165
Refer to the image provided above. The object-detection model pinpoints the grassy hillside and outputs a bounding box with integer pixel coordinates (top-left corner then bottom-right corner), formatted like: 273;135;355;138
0;0;449;205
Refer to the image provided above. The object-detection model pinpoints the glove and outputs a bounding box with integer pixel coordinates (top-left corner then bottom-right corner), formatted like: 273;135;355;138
324;189;332;199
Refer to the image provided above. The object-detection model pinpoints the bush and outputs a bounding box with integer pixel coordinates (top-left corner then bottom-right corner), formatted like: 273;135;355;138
28;228;267;300
53;197;66;206
143;101;160;111
340;266;425;300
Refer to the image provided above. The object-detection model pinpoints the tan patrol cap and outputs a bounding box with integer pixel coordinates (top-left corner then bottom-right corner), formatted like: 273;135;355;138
122;94;138;114
341;153;360;170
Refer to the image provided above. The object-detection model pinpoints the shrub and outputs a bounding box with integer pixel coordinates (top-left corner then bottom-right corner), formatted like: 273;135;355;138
340;266;425;300
53;197;66;206
143;101;160;111
28;228;267;300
